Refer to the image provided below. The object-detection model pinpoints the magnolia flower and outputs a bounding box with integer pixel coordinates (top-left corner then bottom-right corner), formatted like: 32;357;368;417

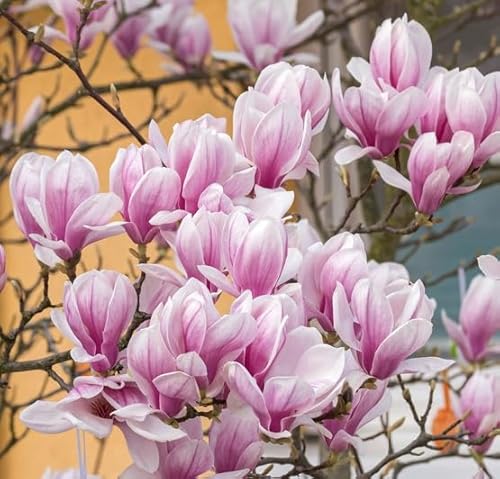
224;327;345;438
233;89;316;187
138;264;186;314
127;279;256;416
111;15;148;59
331;69;427;164
298;232;368;332
199;212;297;297
219;0;324;70
47;0;110;50
210;406;263;478
255;62;331;134
173;208;227;291
110;144;181;244
10;151;123;266
51;270;136;373
445;68;500;168
443;273;500;362
333;278;451;380
369;14;432;91
121;418;213;479
231;289;306;384
374;131;477;215
148;115;255;216
21;376;185;474
455;373;500;454
147;3;211;68
478;254;500;279
324;382;391;452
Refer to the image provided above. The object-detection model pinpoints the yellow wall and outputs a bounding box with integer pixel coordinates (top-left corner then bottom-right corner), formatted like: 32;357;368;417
0;1;234;477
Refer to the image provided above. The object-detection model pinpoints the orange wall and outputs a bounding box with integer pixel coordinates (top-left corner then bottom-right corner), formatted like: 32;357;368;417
0;1;233;477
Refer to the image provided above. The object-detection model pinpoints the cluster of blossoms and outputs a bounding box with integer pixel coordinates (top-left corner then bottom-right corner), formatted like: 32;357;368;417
332;14;500;215
2;2;500;477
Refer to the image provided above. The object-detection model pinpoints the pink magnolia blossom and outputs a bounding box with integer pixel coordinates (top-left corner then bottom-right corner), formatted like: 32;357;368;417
127;279;256;417
138;263;186;315
478;254;500;279
199;212;296;297
286;219;321;255
374;131;477;215
173;208;227;291
419;67;500;168
111;15;148;59
233;88;316;187
331;68;427;165
442;273;500;363
224;327;345;438
333;278;451;379
455;373;500;454
0;245;6;293
324;382;391;452
369;14;432;91
10;151;123;265
298;232;368;332
147;3;211;68
121;418;213;479
209;406;263;478
221;0;325;70
110;144;182;244
148;115;255;216
255;62;331;134
47;0;110;50
21;375;185;474
51;270;136;373
231;289;306;383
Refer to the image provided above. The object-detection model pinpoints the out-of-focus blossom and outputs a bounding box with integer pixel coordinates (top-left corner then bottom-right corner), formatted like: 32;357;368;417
374;131;477;215
10;151;123;265
324;382;391;452
219;0;324;70
128;279;256;417
21;376;185;474
210;406;263;478
233;89;316;187
225;327;345;438
331;69;427;165
111;15;148;59
443;272;500;362
255;62;331;134
148;116;255;216
121;418;213;479
199;212;295;297
48;0;110;50
455;373;500;454
298;232;368;331
147;3;211;68
0;245;6;293
110;144;181;244
368;14;432;92
51;270;136;373
333;278;451;379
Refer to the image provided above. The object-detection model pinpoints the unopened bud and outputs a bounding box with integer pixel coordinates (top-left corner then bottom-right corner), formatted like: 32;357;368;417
34;24;45;43
110;83;120;110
